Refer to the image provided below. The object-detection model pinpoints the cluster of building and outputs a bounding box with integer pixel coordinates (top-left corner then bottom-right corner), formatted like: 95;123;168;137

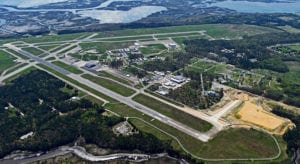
153;73;189;95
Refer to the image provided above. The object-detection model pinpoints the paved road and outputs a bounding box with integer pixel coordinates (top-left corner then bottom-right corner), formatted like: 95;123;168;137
68;73;211;141
11;31;207;46
5;44;212;142
0;146;161;164
5;44;70;76
209;100;241;122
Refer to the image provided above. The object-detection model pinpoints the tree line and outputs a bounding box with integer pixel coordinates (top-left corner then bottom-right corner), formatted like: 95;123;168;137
0;70;170;158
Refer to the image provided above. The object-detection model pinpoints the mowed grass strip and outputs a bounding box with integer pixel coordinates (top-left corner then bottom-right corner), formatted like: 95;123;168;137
22;47;44;56
288;45;300;51
38;45;59;51
4;63;28;75
82;74;136;97
0;50;17;74
98;71;133;86
5;49;29;60
52;61;83;74
132;94;213;132
3;66;37;83
99;35;153;41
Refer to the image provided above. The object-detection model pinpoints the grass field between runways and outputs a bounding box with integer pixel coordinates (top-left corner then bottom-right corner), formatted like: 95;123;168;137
132;94;213;132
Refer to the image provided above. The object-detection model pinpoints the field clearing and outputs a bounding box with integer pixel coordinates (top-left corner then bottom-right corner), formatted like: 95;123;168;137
237;101;286;130
52;61;83;74
288;45;300;51
278;25;300;33
186;60;229;74
0;50;17;74
82;74;136;97
281;61;300;85
132;94;213;132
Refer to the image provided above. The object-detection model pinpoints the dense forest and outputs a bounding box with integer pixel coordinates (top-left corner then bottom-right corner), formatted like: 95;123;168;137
141;33;300;73
271;105;300;158
184;33;300;72
0;70;170;158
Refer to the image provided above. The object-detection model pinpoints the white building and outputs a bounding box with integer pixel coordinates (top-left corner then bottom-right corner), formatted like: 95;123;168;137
171;75;186;84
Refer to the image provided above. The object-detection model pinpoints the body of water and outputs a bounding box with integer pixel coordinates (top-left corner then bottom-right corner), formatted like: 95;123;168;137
0;18;6;26
0;0;70;8
78;6;167;24
209;0;300;13
0;0;166;24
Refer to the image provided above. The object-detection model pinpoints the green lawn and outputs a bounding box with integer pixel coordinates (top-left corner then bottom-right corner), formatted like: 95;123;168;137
105;101;279;160
132;94;213;132
0;50;17;74
49;44;71;53
45;57;56;61
38;45;59;51
140;44;167;55
282;61;300;84
186;60;229;74
131;118;279;159
156;32;200;39
59;45;77;54
172;35;210;46
5;49;29;60
4;63;28;75
3;66;37;83
79;42;134;54
52;61;83;74
22;47;44;56
69;53;99;61
81;74;136;97
98;71;133;86
288;45;300;51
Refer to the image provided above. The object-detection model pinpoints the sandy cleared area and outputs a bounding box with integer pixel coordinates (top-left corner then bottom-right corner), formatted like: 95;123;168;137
237;101;285;130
